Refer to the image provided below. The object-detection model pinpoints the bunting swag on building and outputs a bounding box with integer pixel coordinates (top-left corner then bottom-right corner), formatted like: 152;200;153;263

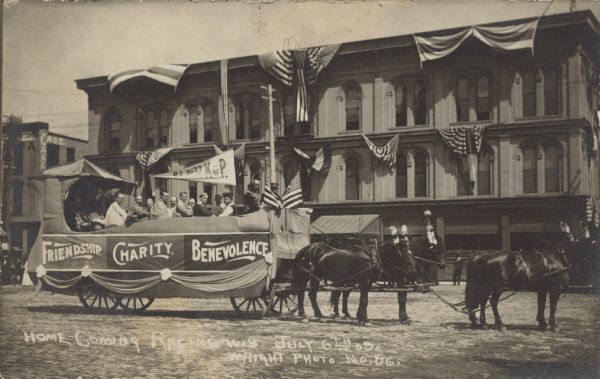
413;18;538;66
262;176;282;210
438;126;485;193
108;64;189;93
281;172;303;209
258;45;339;122
362;134;400;172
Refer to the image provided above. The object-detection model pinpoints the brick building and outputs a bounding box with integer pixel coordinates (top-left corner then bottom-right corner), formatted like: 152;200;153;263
1;121;87;282
75;11;599;279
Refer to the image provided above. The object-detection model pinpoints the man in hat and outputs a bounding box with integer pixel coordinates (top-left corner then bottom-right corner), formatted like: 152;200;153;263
243;178;261;214
453;256;465;285
129;194;150;223
106;193;129;227
213;194;225;216
193;192;212;217
219;192;235;216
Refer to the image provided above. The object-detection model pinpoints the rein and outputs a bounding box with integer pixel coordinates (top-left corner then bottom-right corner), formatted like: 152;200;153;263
415;256;445;267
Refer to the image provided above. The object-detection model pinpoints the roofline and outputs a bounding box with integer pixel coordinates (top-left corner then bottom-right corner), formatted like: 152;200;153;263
48;131;88;144
75;10;599;91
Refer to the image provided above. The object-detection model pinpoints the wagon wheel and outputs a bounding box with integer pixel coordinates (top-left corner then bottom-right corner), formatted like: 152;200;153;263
77;280;121;312
269;291;298;316
230;286;273;318
118;295;155;314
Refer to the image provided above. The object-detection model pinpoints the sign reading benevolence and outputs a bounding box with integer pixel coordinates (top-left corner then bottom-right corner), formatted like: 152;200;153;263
184;234;270;271
152;149;236;186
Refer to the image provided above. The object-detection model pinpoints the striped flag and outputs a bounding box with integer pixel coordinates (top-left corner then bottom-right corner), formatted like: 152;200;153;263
135;148;172;171
291;144;331;172
108;64;188;93
281;172;303;209
362;134;400;172
585;197;600;228
258;45;339;123
438;125;486;194
262;176;282;210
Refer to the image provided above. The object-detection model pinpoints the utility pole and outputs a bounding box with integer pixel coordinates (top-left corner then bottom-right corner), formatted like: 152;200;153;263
261;85;277;186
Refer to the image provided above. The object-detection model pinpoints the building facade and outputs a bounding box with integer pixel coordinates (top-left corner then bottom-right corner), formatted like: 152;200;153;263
76;11;600;278
1;121;87;283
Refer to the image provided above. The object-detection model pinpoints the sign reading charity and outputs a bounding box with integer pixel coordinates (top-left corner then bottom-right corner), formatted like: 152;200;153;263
152;149;236;186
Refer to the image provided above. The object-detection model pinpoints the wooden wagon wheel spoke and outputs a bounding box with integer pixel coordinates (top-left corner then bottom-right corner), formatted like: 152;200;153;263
119;295;155;314
78;281;121;312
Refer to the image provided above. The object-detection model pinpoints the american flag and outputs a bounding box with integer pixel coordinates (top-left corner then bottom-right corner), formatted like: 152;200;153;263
258;45;340;123
585;197;600;228
262;176;282;210
281;172;303;209
291;144;331;172
108;64;188;93
135;148;172;171
362;134;400;172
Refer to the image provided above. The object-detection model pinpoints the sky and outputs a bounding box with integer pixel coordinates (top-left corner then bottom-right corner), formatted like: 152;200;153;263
3;1;600;141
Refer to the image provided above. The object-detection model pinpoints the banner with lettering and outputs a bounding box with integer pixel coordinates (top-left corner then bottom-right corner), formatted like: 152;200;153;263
41;232;269;272
152;149;236;186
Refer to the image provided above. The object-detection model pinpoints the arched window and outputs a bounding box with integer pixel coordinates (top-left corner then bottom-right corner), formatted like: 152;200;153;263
283;161;296;188
284;95;295;136
107;111;121;151
457;155;470;196
345;156;360;200
544;145;560;192
523;146;537;193
522;71;537;117
188;105;199;144
395;84;407;127
456;78;469;122
544;69;559;116
345;86;361;131
476;76;490;121
414;152;427;197
203;104;214;142
235;99;245;139
414;81;427;125
145;111;157;148
477;147;492;195
159;110;169;146
250;99;262;139
395;153;407;198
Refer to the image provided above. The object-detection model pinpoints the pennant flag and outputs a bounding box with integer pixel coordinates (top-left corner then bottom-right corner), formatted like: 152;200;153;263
262;176;282;210
439;125;486;193
153;149;236;186
290;144;331;172
136;148;172;171
281;172;303;209
258;45;339;122
108;64;188;93
213;143;245;175
362;134;400;172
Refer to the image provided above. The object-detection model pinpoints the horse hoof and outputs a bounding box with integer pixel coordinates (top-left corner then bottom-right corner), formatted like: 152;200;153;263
481;324;489;330
538;324;547;331
551;325;559;333
301;317;309;323
317;317;327;323
331;314;339;319
400;318;411;325
363;321;374;327
470;323;479;329
499;326;507;333
343;315;352;321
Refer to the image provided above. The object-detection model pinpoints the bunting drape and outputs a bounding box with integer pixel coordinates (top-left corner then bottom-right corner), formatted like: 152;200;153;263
108;64;189;93
414;18;538;66
362;134;400;172
438;126;486;193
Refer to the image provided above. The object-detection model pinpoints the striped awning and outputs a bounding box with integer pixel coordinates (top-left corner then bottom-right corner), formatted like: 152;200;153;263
108;64;189;93
311;214;381;236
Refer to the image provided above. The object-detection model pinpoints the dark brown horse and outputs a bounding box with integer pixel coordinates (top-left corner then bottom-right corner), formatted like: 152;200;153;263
291;239;381;325
329;235;418;324
465;224;572;332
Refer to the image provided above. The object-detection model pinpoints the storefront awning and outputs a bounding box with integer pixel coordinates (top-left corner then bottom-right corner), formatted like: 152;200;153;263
311;214;382;237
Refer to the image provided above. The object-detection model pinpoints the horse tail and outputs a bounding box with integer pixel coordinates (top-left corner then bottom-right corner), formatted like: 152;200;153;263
465;256;481;311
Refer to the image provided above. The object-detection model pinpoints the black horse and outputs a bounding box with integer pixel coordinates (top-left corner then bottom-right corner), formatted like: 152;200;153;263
465;223;572;332
329;235;418;324
291;239;381;325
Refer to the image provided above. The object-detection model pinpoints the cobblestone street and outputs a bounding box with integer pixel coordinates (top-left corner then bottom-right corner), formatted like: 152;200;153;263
1;284;599;378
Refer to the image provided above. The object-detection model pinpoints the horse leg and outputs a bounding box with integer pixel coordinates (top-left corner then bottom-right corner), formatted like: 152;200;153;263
342;290;352;320
490;289;505;332
356;282;372;326
479;290;490;330
548;287;561;333
330;291;341;318
291;274;308;322
398;291;411;325
308;278;325;322
536;289;548;330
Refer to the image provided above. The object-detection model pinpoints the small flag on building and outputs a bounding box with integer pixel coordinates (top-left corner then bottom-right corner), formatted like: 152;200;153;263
362;134;400;172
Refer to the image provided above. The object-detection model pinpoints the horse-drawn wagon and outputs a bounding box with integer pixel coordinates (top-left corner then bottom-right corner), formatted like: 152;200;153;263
27;159;310;317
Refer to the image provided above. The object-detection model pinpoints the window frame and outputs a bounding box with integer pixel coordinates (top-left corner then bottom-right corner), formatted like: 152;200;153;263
522;145;538;194
344;155;361;201
343;83;362;132
106;110;122;152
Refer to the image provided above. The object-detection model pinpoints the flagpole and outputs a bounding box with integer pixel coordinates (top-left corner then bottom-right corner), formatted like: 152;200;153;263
268;84;276;184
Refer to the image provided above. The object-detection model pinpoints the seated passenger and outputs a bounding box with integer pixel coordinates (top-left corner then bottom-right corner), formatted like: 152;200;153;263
153;192;170;219
213;194;224;216
219;192;235;216
129;194;149;223
106;193;128;227
175;192;193;217
193;192;212;217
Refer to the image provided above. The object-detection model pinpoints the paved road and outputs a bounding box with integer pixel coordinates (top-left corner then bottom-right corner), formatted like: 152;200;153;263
0;284;598;379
